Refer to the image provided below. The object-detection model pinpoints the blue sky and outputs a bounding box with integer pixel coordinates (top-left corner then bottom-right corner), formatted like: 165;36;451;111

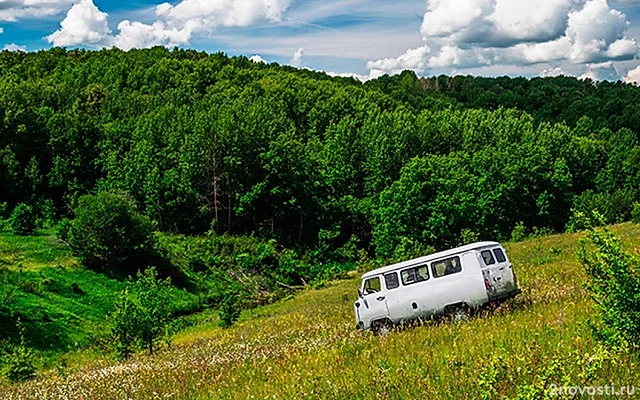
1;0;640;82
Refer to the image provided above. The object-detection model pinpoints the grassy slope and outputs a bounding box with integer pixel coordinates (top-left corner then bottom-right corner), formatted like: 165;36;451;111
3;224;640;399
0;231;197;366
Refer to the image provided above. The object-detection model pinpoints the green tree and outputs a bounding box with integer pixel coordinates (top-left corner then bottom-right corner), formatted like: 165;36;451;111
9;203;36;236
69;192;156;273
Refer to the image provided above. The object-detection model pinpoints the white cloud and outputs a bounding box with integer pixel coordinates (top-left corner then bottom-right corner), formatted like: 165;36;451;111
290;47;304;66
156;0;292;28
46;0;109;47
623;65;640;84
111;20;192;50
540;67;572;77
3;43;27;51
367;0;638;78
46;0;295;49
366;45;431;75
0;27;3;34
249;54;267;63
579;61;620;81
0;0;73;22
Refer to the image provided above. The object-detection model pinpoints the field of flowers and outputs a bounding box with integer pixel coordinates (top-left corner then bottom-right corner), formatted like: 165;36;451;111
2;223;640;399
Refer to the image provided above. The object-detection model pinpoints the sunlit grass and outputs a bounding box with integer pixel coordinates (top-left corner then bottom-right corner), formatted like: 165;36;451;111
3;224;640;399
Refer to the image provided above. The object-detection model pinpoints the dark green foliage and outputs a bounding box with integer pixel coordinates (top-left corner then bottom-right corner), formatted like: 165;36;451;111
1;48;640;265
218;292;241;328
579;216;640;347
632;203;640;224
567;189;636;231
9;204;36;236
54;218;72;242
69;192;156;273
1;319;37;383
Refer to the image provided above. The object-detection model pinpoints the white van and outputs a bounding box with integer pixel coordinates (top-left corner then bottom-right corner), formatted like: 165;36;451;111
354;242;521;333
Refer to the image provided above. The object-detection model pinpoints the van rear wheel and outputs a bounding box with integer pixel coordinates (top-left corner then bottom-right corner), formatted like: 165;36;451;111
451;306;470;322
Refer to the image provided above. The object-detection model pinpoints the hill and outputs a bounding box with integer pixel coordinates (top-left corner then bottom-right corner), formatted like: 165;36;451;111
2;223;639;399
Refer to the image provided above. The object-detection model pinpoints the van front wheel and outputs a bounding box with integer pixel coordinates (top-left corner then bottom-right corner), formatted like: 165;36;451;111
372;319;393;336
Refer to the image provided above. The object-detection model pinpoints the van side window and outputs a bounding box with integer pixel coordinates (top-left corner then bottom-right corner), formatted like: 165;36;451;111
401;265;429;285
493;248;507;263
481;250;496;265
384;273;400;290
431;256;462;278
363;276;381;294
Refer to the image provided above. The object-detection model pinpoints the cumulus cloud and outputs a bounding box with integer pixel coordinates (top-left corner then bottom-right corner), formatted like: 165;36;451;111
290;47;304;66
0;27;3;34
46;0;109;47
579;61;620;81
368;0;639;78
366;45;431;75
0;0;72;22
249;54;267;63
3;43;27;51
540;67;572;77
623;65;640;84
46;0;294;49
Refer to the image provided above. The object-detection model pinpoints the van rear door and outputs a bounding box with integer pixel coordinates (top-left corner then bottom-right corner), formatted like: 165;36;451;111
479;247;519;301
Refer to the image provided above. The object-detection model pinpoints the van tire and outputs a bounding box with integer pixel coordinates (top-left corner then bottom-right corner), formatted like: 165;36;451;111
372;319;393;336
448;304;470;322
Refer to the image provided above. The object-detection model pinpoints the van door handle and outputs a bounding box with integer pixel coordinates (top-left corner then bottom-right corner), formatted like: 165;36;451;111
377;296;385;301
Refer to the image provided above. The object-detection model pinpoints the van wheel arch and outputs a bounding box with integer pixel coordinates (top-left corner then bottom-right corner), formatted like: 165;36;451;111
371;318;393;336
445;302;471;322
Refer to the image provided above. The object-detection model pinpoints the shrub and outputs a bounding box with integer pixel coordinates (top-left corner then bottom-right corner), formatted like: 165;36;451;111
510;221;527;242
111;268;173;359
35;198;55;229
458;228;480;246
2;319;36;383
632;203;640;224
54;218;72;243
111;289;138;360
569;189;635;229
578;216;640;347
219;292;241;328
70;192;156;272
391;236;435;263
9;203;36;236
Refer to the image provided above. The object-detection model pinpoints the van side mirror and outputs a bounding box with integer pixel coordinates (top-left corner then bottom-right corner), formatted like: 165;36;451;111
357;288;363;298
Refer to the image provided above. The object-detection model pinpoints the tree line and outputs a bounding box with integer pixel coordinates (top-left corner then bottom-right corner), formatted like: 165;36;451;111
1;47;640;265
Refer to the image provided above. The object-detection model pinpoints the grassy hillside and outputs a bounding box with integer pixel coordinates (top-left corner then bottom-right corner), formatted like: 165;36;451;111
0;230;198;367
3;224;640;399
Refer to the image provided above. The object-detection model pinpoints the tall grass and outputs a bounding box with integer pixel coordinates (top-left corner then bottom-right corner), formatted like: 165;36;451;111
2;224;640;399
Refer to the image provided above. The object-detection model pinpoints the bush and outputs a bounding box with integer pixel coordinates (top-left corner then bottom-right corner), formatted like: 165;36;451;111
2;319;36;383
458;229;480;246
632;203;640;224
35;198;55;229
391;236;435;263
54;218;72;242
578;217;640;347
510;221;527;242
219;292;241;328
111;268;173;359
9;203;36;236
569;190;635;229
70;192;156;272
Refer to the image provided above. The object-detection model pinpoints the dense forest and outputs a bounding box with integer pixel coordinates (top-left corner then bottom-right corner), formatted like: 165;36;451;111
1;47;640;266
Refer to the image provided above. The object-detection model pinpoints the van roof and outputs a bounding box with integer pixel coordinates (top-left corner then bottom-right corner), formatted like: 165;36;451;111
361;241;501;280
